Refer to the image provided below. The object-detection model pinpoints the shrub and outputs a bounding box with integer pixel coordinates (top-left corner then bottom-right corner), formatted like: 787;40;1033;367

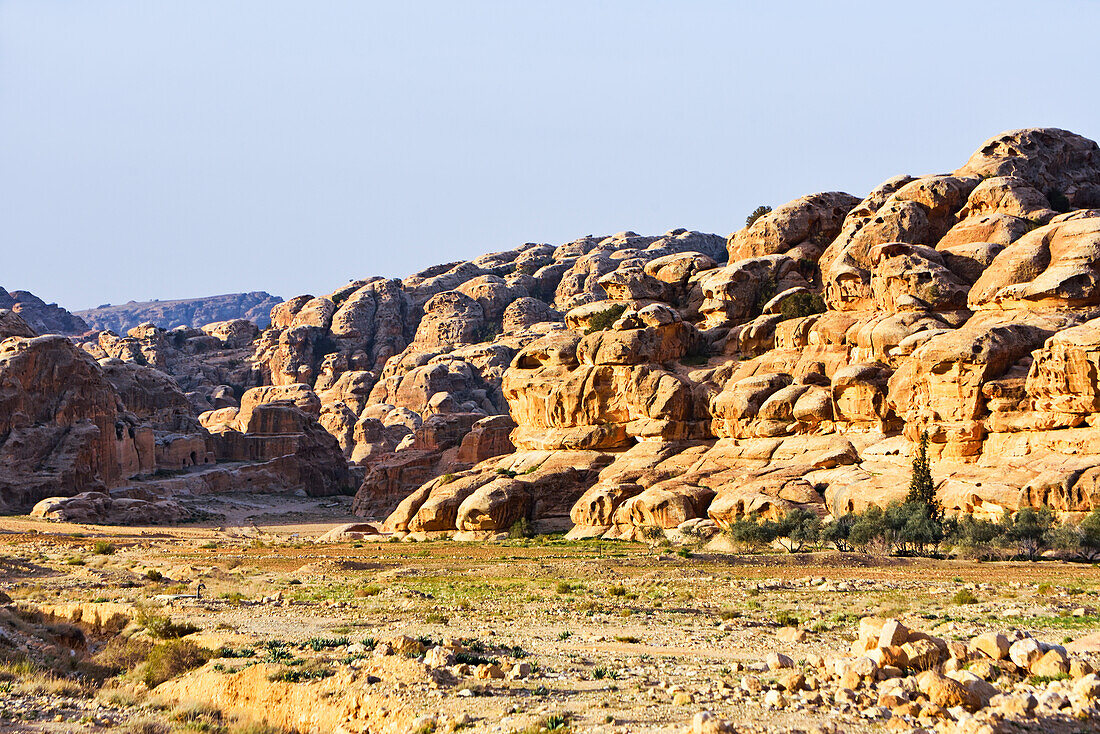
584;304;628;334
952;589;979;605
124;720;170;734
93;541;116;555
1046;189;1072;213
777;291;826;321
142;640;211;688
269;663;334;683
847;505;889;554
473;322;500;343
93;636;154;675
304;637;348;651
751;275;778;316
509;517;533;539
775;610;799;627
136;608;201;639
1003;506;1058;560
145;570;163;582
745;205;772;227
887;501;944;556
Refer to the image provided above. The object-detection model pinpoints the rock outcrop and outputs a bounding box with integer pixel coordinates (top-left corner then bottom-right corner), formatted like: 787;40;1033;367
351;127;1100;539
11;127;1100;538
0;287;88;335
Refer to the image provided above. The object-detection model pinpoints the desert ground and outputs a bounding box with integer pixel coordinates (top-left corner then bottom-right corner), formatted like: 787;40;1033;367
2;495;1099;734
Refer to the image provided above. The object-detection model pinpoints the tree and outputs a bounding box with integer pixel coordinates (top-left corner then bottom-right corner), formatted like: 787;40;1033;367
906;431;938;511
847;505;888;554
745;205;772;227
724;516;778;551
1003;506;1058;560
887;501;944;556
822;513;857;552
1080;508;1100;559
774;508;822;553
946;514;1004;560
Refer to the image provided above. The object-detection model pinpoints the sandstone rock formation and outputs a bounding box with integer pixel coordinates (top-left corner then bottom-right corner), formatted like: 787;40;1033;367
10;127;1100;538
353;127;1100;540
0;287;88;335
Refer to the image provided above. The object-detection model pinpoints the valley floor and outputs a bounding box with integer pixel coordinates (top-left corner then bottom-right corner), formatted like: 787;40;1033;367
1;497;1099;733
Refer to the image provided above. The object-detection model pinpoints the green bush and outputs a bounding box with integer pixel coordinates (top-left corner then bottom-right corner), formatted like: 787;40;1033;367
91;636;154;677
136;608;201;639
952;588;979;605
584;304;628;334
777;291;826;321
93;541;116;555
946;514;1004;559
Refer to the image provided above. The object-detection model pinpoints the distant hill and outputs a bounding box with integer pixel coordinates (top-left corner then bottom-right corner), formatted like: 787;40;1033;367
76;291;282;332
0;287;89;335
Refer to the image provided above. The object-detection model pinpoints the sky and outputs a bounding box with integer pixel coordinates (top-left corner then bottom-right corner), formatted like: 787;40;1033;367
2;2;1098;311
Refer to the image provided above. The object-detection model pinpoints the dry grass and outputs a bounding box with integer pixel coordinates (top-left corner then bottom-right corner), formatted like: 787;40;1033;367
0;662;88;696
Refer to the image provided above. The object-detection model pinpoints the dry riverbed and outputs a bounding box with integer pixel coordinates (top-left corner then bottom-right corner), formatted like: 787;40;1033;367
2;498;1100;734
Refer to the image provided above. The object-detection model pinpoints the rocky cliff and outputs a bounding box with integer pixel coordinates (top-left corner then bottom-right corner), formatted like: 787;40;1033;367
76;291;281;332
0;287;88;335
8;126;1100;534
279;126;1100;540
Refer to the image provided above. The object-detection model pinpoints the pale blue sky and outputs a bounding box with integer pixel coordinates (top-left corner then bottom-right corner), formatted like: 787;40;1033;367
2;1;1098;310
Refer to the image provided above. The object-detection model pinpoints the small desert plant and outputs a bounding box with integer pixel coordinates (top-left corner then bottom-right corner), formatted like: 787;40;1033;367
952;589;979;605
123;720;170;734
145;569;163;582
1046;189;1072;213
93;540;116;555
425;611;450;625
304;636;348;651
356;584;383;597
775;610;800;627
